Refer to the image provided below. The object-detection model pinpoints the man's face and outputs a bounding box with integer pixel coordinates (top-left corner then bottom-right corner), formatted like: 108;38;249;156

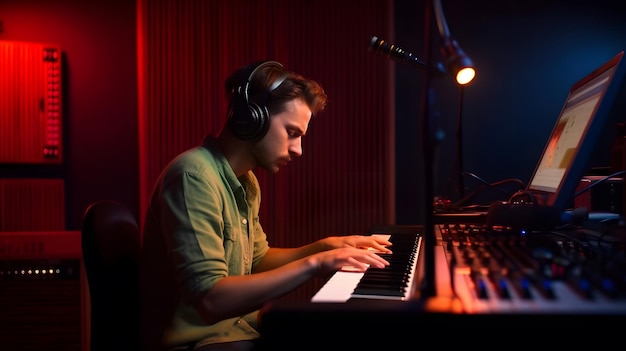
250;98;312;173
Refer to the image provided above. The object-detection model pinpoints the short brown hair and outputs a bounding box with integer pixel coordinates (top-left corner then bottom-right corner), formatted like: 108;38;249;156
225;61;327;118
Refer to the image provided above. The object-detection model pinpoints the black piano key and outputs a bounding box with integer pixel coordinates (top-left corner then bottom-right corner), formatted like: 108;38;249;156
353;287;406;297
350;232;419;299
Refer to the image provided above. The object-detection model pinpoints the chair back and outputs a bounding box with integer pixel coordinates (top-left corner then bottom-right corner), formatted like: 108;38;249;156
81;200;141;351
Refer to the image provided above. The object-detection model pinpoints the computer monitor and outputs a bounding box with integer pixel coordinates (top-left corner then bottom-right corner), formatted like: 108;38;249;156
527;51;626;211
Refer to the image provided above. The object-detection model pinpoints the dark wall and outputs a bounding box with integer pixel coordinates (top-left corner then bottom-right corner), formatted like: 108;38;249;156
0;0;138;230
395;0;626;224
1;0;624;229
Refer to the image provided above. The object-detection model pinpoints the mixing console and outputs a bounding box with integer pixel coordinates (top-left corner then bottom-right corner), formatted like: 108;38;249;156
437;222;626;313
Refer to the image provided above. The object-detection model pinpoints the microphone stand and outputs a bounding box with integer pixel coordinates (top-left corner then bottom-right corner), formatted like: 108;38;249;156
422;0;475;299
419;0;437;299
456;86;465;200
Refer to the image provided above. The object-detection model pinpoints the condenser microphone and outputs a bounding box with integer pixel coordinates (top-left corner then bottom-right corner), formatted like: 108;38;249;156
369;36;445;75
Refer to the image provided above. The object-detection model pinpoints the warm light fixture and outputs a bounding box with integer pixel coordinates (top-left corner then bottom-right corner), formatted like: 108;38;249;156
434;0;476;85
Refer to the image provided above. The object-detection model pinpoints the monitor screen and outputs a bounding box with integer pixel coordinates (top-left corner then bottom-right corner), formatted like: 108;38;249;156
527;51;626;210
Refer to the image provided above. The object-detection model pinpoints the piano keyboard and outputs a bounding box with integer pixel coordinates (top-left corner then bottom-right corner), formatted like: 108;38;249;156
312;231;422;302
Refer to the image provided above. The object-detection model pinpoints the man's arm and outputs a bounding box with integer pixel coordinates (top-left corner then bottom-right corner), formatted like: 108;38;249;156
196;245;389;324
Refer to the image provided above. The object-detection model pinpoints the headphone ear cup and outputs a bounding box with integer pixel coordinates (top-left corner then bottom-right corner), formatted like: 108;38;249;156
228;84;269;141
246;102;270;140
227;61;284;141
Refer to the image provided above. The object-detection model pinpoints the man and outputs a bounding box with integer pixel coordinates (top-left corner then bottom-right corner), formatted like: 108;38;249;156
139;60;392;351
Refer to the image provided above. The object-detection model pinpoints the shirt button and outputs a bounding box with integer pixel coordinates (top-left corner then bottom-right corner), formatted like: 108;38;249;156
242;218;247;225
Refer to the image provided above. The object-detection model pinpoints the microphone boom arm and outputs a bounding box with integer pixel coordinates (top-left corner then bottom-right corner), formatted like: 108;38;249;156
369;36;446;76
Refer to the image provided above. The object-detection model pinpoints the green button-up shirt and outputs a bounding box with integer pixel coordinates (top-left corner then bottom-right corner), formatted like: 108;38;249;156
140;134;270;349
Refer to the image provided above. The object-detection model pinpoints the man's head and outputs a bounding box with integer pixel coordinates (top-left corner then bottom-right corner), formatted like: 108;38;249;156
223;60;327;174
225;60;327;142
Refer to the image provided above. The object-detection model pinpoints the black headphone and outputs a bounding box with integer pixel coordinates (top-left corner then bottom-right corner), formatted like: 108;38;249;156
228;60;287;141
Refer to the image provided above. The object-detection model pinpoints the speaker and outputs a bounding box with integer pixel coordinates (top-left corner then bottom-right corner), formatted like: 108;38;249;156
0;230;88;351
228;60;287;141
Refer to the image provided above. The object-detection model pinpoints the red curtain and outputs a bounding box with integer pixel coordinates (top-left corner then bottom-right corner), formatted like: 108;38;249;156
137;0;395;299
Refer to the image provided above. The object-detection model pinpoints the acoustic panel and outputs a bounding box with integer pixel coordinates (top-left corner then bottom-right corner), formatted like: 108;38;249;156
0;40;63;164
